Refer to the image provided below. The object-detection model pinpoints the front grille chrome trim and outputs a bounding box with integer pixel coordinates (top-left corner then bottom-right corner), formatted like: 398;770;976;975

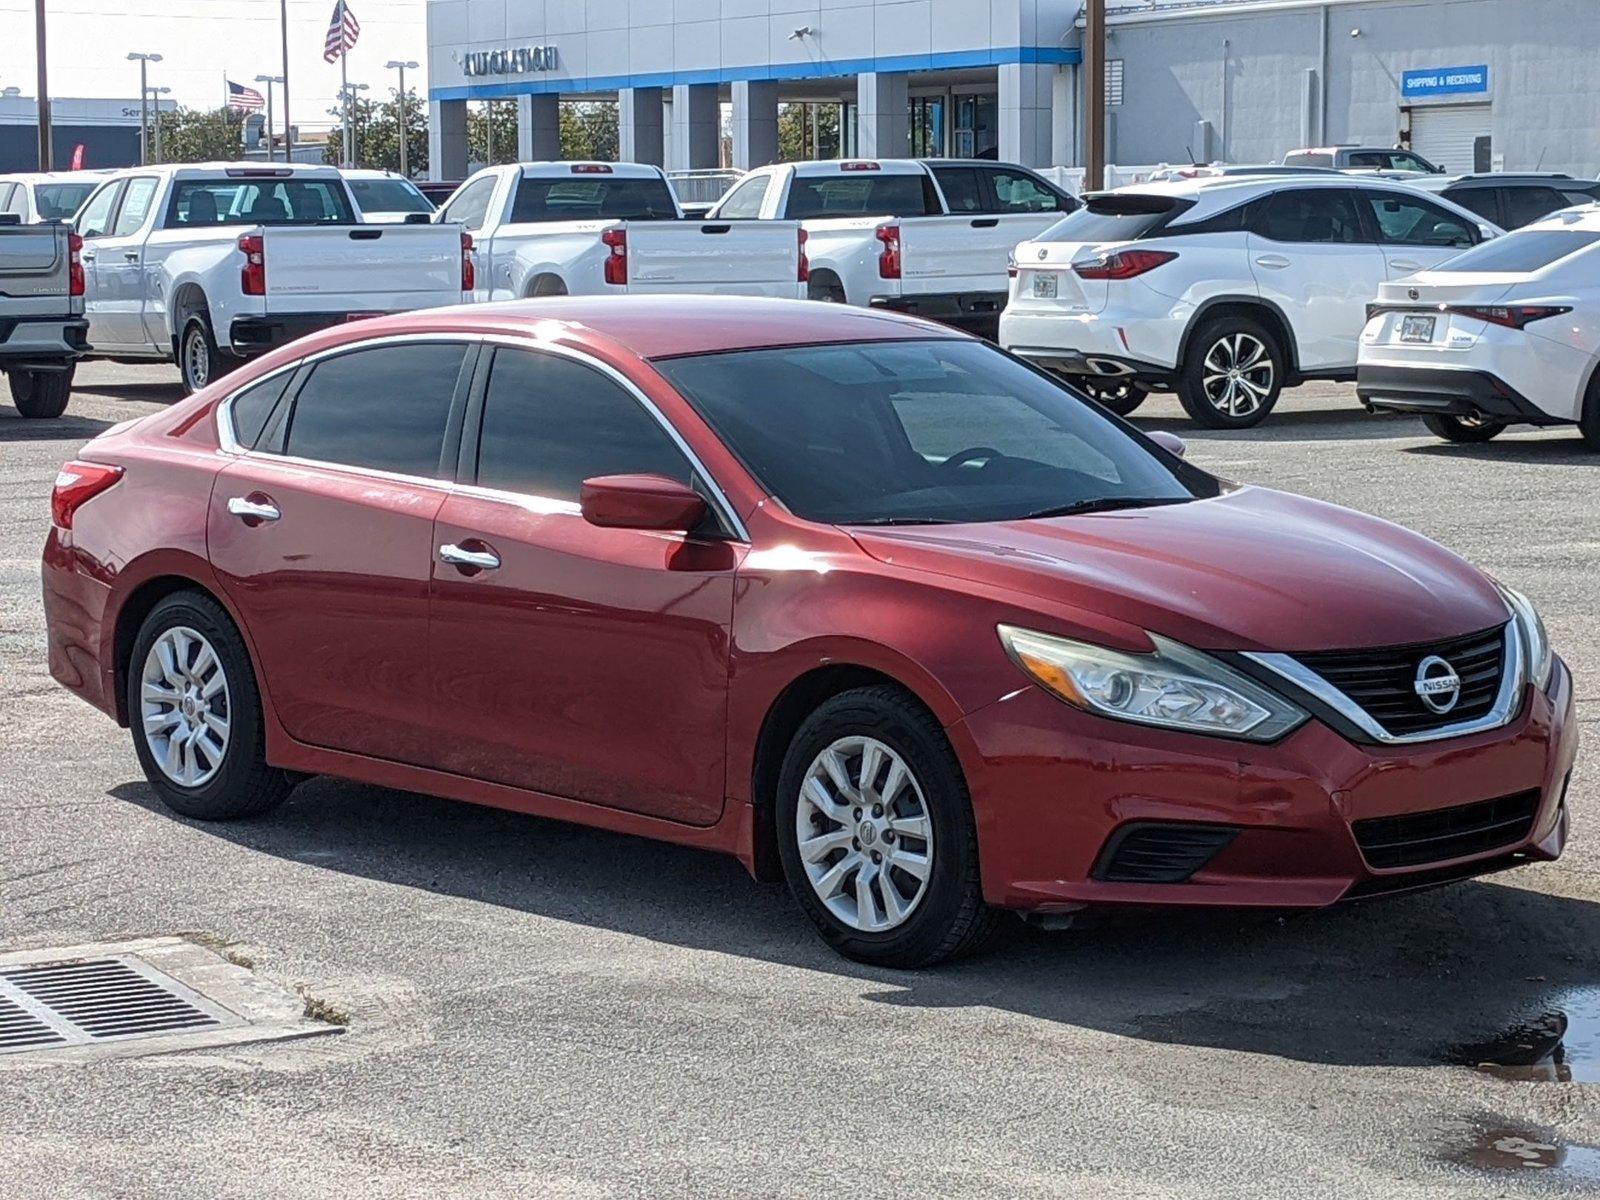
1242;622;1524;746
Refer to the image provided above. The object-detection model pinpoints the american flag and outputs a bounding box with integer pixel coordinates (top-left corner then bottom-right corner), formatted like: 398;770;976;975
227;80;265;112
323;0;361;62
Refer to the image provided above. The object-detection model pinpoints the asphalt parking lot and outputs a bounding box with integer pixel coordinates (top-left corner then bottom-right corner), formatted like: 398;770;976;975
3;361;1598;1198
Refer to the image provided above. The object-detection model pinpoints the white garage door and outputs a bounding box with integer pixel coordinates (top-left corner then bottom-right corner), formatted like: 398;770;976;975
1410;104;1491;174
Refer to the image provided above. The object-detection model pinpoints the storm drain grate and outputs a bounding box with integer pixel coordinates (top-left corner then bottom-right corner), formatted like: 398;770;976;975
0;955;233;1053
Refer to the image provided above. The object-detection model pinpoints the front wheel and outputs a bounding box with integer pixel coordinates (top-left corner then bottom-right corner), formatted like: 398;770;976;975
776;685;1000;968
178;314;240;395
7;365;74;418
1177;318;1284;429
1078;376;1149;416
1422;413;1506;443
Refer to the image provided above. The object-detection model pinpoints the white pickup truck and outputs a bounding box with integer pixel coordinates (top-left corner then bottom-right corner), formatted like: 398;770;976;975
72;163;469;392
706;158;1078;334
0;217;88;417
436;161;806;301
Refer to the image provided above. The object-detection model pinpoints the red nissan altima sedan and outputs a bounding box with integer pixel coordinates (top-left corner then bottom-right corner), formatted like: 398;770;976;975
43;297;1575;966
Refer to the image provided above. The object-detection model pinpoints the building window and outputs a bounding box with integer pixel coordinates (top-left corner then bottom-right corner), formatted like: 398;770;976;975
1106;59;1125;107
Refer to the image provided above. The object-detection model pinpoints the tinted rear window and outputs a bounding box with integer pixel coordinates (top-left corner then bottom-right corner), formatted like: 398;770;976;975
166;177;356;227
783;173;938;219
1431;229;1600;273
348;179;433;214
509;177;677;222
1283;152;1334;169
1037;195;1190;243
34;183;96;219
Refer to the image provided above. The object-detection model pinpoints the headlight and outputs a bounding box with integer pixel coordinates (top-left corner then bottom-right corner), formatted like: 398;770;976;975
1498;584;1553;691
998;625;1308;742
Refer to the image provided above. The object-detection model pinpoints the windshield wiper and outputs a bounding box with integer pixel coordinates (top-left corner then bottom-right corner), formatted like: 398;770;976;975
848;516;961;526
1020;497;1190;520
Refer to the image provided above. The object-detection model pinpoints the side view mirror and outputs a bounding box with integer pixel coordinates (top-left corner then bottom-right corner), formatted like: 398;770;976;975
1148;430;1187;459
580;474;708;533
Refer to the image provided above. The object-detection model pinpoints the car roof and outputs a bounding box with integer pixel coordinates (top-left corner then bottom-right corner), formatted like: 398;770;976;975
508;161;666;180
1521;205;1600;233
785;159;928;177
100;162;343;180
0;171;107;186
341;168;413;180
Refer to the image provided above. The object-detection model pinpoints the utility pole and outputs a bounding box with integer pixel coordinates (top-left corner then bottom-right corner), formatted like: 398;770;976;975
385;60;418;177
127;52;162;166
1084;0;1106;191
147;86;171;162
34;0;51;169
278;0;292;162
256;75;283;161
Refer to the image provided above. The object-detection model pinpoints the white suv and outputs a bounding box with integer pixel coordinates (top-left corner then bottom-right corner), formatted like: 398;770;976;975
1358;205;1600;449
999;176;1498;427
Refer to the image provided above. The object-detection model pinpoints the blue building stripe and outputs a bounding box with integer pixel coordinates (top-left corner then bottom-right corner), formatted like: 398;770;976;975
429;46;1081;102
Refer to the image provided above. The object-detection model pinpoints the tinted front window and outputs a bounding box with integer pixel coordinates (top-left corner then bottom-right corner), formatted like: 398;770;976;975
1443;186;1500;223
475;349;690;501
166;178;355;227
1363;192;1474;246
35;183;95;219
713;174;769;219
984;167;1066;213
348;179;433;214
229;372;295;448
439;175;497;230
282;343;466;475
111;177;159;236
0;184;21;215
1254;189;1363;243
510;177;677;222
1037;194;1187;243
931;167;984;213
656;340;1212;525
1430;229;1600;273
783;174;937;219
75;182;123;238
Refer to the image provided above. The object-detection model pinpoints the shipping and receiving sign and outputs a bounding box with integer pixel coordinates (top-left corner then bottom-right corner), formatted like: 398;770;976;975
1401;65;1490;99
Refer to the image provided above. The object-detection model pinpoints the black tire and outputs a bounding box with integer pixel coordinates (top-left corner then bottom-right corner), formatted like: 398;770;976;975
127;590;293;821
1579;376;1600;452
1177;316;1285;429
1078;376;1149;416
7;365;74;419
178;313;239;395
807;273;847;304
1422;413;1506;443
776;685;1001;968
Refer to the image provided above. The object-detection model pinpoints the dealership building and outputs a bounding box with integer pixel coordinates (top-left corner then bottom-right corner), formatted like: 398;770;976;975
425;0;1600;180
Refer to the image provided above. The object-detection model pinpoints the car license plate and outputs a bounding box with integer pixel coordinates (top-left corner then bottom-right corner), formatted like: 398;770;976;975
1400;314;1437;343
1032;273;1058;300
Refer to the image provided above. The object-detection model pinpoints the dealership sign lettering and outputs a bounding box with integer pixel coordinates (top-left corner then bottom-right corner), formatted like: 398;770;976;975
462;45;560;77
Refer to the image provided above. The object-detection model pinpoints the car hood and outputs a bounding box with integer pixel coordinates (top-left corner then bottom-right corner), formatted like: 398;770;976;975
848;487;1509;653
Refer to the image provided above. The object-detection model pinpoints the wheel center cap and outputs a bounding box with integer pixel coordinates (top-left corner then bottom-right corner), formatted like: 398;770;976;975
857;821;878;847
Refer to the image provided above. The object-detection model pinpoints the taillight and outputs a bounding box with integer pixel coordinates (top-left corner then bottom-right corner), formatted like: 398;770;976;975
1445;304;1572;329
1006;250;1019;279
876;223;901;280
238;233;265;296
840;161;881;171
797;228;809;283
51;460;123;530
1072;249;1178;280
460;231;475;292
571;163;614;174
67;231;85;297
602;226;627;286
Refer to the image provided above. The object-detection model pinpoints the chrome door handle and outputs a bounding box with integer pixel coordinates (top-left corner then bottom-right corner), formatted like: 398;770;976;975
438;543;500;570
227;496;281;522
1389;259;1423;271
1254;255;1291;269
80;250;96;262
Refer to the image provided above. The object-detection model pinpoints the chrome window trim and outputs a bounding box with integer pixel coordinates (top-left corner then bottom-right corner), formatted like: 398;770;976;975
211;329;751;542
1243;622;1524;746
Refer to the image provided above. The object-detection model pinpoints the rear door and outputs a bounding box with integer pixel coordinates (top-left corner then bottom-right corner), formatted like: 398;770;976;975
208;338;474;763
1246;187;1386;371
1360;189;1479;277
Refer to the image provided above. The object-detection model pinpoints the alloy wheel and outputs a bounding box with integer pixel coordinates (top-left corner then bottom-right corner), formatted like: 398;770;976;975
795;736;934;932
183;327;209;391
140;625;231;787
1201;332;1275;418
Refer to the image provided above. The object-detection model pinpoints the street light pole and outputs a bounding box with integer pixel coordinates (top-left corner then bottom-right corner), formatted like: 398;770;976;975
340;82;368;168
127;52;163;167
33;0;51;169
146;86;171;162
384;60;418;177
256;74;284;162
1084;0;1106;191
278;0;292;162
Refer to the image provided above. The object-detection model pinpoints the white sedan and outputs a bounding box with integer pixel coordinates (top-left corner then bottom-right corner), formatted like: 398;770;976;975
1357;205;1600;448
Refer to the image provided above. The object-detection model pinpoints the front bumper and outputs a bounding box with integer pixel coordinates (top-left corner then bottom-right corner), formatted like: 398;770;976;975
946;658;1576;913
0;315;90;369
1357;365;1563;426
870;290;1006;333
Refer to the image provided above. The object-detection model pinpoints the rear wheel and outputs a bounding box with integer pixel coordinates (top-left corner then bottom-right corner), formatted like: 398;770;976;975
1579;376;1600;452
127;591;293;821
1077;376;1149;416
776;685;1000;968
1422;413;1506;443
7;365;74;418
179;314;240;395
1177;317;1284;429
807;273;847;304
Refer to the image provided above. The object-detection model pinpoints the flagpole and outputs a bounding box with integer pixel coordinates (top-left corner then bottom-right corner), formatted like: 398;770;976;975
279;0;291;162
341;47;350;166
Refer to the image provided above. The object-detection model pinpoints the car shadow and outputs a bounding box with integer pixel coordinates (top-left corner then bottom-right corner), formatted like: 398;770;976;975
1403;435;1597;466
76;381;185;405
108;775;1600;1072
1133;407;1422;444
0;410;119;440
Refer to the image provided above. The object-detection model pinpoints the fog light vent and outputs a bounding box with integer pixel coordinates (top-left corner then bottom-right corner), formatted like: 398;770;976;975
1093;822;1239;883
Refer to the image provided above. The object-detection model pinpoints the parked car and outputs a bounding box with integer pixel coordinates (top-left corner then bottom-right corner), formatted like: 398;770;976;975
436;161;806;301
1283;146;1445;174
43;297;1574;967
1358;206;1600;447
414;179;463;206
707;158;1077;334
0;216;88;417
0;171;106;223
999;175;1500;426
341;168;435;223
72;162;470;393
1400;172;1600;230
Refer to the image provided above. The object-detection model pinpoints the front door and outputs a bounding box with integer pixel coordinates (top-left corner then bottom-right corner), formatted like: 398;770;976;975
1360;189;1480;279
425;345;740;826
207;339;473;763
90;175;160;348
72;180;125;350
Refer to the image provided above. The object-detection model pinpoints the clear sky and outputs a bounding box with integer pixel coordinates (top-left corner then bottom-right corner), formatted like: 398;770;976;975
1;0;429;131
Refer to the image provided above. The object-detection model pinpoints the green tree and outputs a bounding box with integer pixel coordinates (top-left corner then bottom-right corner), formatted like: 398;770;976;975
467;100;520;168
322;88;428;175
560;101;619;161
153;106;245;163
777;102;842;163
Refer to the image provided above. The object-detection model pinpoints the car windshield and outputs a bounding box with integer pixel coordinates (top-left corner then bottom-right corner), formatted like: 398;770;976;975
166;177;356;227
348;179;432;214
1432;229;1600;273
34;183;96;219
654;339;1216;526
